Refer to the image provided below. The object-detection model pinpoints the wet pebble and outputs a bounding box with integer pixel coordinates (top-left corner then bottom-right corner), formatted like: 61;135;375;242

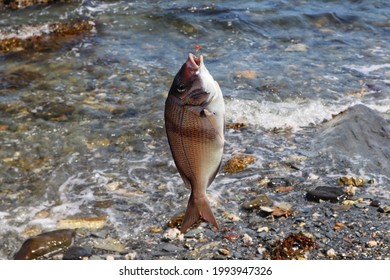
223;154;256;173
243;194;272;210
162;228;183;241
92;237;126;253
306;186;346;203
57;216;107;230
378;205;390;213
62;246;92;260
327;248;336;258
14;229;75;260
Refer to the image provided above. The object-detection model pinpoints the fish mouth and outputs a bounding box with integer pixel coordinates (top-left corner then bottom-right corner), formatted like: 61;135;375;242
186;53;203;73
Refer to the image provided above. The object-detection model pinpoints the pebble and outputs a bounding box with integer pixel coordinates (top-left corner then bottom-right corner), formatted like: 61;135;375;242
306;186;346;203
92;237;126;253
62;246;92;260
378;205;390;213
243;194;272;210
218;248;230;255
223;154;256;173
327;248;336;258
285;43;309;52
242;233;253;245
222;211;240;221
124;251;137;260
14;229;75;260
257;226;269;233
161;244;182;253
367;241;378;247
57;216;107;230
162;228;183;241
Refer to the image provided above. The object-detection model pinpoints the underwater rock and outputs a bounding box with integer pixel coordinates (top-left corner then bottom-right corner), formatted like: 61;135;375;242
306;186;347;203
0;19;95;54
2;0;67;9
14;229;74;260
312;104;390;175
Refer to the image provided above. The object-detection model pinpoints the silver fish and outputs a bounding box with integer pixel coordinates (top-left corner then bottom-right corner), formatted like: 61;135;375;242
164;53;225;233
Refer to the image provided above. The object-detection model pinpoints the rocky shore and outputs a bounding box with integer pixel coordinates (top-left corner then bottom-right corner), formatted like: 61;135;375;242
11;105;390;260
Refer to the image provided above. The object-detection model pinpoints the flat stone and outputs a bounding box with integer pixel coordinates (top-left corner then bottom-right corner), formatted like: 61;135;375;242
57;216;107;230
243;194;272;210
306;186;346;203
62;246;92;260
161;244;182;253
14;229;75;260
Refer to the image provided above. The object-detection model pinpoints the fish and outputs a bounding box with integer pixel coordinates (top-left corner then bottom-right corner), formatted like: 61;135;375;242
164;53;225;233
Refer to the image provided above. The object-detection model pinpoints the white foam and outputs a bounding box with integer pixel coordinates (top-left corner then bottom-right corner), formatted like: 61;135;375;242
345;63;390;75
226;98;347;130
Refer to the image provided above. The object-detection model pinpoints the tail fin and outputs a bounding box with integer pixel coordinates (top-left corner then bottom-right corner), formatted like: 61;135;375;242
180;194;219;233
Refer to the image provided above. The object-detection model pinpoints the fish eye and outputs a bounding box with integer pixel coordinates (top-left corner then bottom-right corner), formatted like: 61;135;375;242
177;84;186;93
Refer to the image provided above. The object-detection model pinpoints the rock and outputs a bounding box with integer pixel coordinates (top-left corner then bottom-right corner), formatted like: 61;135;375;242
124;251;137;260
306;186;346;203
62;246;92;260
14;229;75;260
235;70;257;79
183;228;204;238
162;228;183;241
338;176;365;187
161;244;182;253
243;194;272;210
223;154;256;173
92;237;126;253
57;216;107;230
378;205;390;213
222;211;240;221
285;43;309;52
257;226;269;233
327;248;336;258
218;248;230;255
367;241;378;247
312;105;390;175
242;233;253;245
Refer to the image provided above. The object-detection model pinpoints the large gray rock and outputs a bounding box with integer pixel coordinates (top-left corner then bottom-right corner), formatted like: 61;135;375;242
312;104;390;176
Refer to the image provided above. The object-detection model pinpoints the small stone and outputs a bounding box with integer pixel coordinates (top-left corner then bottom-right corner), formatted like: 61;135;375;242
222;211;240;221
367;240;377;247
218;248;230;255
242;233;253;245
260;206;273;213
106;255;115;260
306;186;346;203
162;244;181;253
92;238;126;253
285;43;309;52
57;216;107;230
333;222;346;231
21;225;42;237
223;232;240;242
370;200;381;207
149;226;163;233
345;185;357;196
223;154;256;173
62;246;92;260
162;228;183;241
243;194;272;210
235;70;257;79
14;229;75;260
378;205;390;213
183;228;204;238
257;226;269;233
338;176;365;187
275;186;294;192
124;251;137;260
327;248;336;258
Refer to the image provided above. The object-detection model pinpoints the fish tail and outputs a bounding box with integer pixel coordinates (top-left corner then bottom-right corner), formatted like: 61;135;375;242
180;193;219;233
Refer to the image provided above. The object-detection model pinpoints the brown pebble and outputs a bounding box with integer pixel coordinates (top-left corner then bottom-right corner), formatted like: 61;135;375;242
14;229;75;260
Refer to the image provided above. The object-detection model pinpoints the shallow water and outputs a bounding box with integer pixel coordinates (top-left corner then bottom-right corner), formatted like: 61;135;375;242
0;0;389;259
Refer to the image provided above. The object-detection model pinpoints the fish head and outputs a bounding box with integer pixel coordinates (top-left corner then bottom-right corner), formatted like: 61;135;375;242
169;53;217;106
